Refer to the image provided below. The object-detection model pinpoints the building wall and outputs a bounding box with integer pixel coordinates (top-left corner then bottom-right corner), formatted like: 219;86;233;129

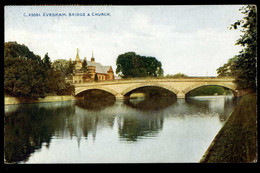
73;75;83;83
75;61;82;70
72;59;114;83
107;71;114;80
97;74;107;81
73;72;110;83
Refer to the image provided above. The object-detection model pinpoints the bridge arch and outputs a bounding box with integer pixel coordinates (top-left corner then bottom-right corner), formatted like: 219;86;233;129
121;83;179;97
75;86;119;98
183;83;238;97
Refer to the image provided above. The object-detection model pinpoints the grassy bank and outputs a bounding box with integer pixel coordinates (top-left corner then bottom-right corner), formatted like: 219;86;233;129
200;93;257;163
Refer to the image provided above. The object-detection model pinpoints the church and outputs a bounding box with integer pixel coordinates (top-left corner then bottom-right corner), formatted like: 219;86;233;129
71;48;114;83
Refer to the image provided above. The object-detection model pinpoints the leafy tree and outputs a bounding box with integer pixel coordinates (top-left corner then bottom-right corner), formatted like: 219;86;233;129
4;42;75;98
4;42;47;98
116;52;163;78
4;58;46;98
81;59;88;72
42;53;52;69
53;59;69;74
4;41;42;64
66;59;76;76
232;5;256;92
79;59;92;81
57;83;75;95
216;56;238;77
218;5;256;92
42;57;73;95
116;52;134;77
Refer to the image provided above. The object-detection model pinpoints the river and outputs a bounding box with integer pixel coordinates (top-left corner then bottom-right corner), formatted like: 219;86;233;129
4;95;239;163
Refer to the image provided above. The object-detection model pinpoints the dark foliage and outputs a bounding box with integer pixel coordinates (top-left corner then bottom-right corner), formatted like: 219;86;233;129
4;42;75;99
217;5;256;92
116;52;163;78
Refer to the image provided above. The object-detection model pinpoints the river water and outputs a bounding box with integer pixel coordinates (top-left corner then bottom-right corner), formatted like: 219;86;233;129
4;95;239;163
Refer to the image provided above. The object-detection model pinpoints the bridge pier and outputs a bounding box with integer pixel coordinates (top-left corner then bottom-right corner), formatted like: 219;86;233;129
115;94;129;100
177;92;186;99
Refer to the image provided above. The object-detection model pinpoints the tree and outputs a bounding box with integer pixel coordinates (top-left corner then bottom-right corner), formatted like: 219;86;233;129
57;83;75;95
66;59;76;76
53;59;69;74
217;56;238;77
42;56;73;95
219;5;256;92
165;73;188;78
42;53;52;69
4;41;42;63
81;59;88;72
4;42;75;98
116;52;164;78
4;43;46;98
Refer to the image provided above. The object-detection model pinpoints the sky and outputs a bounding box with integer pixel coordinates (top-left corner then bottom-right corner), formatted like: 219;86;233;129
5;5;245;77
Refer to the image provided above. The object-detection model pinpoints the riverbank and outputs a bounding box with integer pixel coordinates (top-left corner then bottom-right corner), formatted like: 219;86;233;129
4;95;84;105
200;93;257;163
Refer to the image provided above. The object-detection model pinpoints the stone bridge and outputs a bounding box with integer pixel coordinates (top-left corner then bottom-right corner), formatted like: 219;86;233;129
73;77;240;99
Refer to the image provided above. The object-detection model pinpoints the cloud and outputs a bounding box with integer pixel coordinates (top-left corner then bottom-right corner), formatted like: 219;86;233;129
5;5;244;76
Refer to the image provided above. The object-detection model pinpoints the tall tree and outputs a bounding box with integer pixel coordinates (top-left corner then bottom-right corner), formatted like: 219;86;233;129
219;5;257;92
81;59;88;72
42;53;52;69
66;59;76;76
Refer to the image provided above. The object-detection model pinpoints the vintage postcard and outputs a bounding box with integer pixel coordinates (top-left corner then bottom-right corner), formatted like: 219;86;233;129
4;5;257;163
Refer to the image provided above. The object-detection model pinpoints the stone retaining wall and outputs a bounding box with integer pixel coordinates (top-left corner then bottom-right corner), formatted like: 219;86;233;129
4;95;83;105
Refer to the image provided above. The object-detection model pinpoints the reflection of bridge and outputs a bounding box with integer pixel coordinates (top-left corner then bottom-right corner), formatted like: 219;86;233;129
73;77;240;99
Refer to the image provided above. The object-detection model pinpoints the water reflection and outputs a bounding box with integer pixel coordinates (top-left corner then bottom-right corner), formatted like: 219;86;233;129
75;97;115;111
124;96;177;111
76;89;116;111
117;112;164;142
186;96;240;123
4;102;76;163
4;95;239;163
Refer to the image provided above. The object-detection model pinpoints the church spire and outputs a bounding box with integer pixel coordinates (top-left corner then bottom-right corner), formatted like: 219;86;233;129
75;48;80;61
91;50;95;62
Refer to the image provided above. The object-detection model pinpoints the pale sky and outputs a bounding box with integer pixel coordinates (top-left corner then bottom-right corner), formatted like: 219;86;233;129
5;5;245;76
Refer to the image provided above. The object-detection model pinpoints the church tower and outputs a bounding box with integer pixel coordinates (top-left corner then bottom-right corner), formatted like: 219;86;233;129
75;48;81;62
75;48;82;71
